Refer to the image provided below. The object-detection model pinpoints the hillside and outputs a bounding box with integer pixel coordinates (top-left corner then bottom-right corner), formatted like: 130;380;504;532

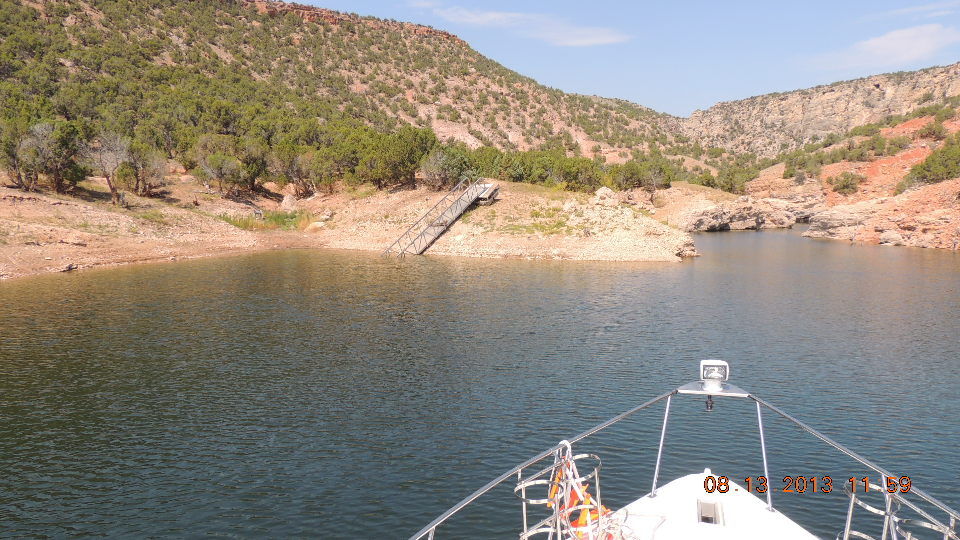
12;0;673;155
8;0;960;192
234;1;960;166
682;64;960;158
227;0;675;156
667;111;960;249
232;1;675;155
2;0;712;207
2;0;960;283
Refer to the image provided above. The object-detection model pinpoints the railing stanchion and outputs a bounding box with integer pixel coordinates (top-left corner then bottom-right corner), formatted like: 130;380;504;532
651;394;672;497
518;469;528;536
882;490;893;540
843;488;857;540
756;400;773;512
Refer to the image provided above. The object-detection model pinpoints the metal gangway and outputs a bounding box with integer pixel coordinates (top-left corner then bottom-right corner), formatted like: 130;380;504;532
382;178;493;257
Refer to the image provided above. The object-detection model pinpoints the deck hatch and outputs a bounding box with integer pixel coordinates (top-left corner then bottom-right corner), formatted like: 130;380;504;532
698;500;725;525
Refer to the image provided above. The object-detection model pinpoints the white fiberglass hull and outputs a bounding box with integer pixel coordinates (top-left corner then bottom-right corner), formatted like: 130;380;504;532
616;469;817;540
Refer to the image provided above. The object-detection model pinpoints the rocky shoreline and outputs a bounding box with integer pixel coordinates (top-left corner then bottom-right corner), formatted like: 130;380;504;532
299;183;698;262
3;149;959;282
802;179;960;249
0;180;700;281
676;197;801;232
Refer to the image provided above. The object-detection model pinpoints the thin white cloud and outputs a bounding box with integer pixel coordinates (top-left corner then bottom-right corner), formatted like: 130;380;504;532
809;24;960;71
865;1;960;21
407;0;442;8
433;7;630;47
436;7;524;26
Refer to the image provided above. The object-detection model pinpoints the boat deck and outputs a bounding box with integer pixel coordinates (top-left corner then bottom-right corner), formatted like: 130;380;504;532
615;469;817;540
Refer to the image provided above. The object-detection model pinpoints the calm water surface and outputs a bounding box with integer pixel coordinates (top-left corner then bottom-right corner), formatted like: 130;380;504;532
1;229;958;539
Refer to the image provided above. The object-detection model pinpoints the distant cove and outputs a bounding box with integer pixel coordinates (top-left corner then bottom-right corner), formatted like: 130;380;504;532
1;227;958;539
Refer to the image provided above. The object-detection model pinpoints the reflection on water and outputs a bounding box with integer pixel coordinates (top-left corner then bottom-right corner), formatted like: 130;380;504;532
1;230;958;539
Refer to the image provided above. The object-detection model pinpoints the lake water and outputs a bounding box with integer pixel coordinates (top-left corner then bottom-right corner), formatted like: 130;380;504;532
1;228;958;539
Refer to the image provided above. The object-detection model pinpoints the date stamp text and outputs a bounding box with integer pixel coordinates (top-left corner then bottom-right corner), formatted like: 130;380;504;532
703;475;911;494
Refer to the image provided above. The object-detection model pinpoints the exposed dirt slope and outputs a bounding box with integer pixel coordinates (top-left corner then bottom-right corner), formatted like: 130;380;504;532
0;182;265;280
744;115;960;248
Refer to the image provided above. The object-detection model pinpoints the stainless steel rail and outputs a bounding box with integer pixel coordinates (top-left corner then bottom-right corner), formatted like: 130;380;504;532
406;390;675;540
753;395;960;540
407;386;959;540
382;178;484;257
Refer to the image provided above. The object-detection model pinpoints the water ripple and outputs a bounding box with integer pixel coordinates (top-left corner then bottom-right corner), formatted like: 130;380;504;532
0;234;958;539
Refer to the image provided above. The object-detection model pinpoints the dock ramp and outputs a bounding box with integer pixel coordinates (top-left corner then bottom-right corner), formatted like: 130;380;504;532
382;179;496;257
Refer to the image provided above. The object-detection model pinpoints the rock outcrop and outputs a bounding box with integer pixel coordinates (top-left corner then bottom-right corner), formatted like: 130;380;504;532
802;206;876;241
677;197;797;232
682;63;960;158
746;168;828;222
424;183;699;262
280;194;298;211
803;179;960;249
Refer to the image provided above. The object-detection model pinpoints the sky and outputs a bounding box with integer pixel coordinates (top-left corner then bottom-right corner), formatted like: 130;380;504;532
302;0;960;117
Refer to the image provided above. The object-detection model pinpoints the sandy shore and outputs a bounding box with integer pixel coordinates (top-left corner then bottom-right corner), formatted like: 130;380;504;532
0;185;316;280
0;178;699;281
303;182;697;262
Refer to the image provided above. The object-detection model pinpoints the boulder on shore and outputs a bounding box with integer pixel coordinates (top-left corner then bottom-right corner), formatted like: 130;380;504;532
280;194;298;211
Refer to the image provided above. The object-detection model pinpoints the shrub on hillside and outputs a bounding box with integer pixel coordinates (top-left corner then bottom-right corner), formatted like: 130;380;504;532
715;166;752;194
936;107;957;122
829;171;864;195
918;121;947;140
848;124;880;137
904;135;960;188
695;172;716;186
886;136;912;155
894;177;919;195
866;134;886;156
420;145;475;190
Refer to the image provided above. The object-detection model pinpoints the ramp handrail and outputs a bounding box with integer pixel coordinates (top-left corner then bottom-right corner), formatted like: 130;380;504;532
382;177;483;257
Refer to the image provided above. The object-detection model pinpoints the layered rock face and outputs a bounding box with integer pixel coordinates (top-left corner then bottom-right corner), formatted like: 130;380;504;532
677;197;797;232
682;63;960;158
803;207;875;241
803;179;960;249
746;169;828;221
